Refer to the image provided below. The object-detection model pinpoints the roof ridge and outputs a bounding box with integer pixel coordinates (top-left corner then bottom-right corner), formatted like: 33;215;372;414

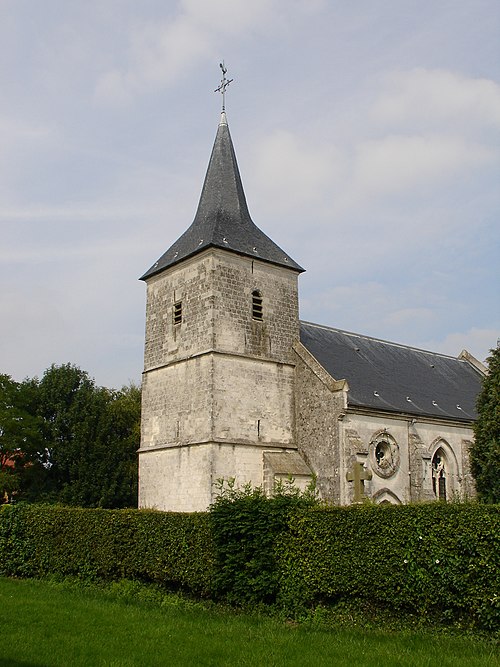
300;320;468;362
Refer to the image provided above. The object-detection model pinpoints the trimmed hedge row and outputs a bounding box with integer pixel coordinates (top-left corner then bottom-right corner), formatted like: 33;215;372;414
277;503;500;631
0;501;498;632
0;504;214;595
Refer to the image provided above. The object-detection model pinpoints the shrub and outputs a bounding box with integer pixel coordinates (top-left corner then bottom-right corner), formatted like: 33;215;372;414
0;504;214;595
209;478;319;605
276;502;500;632
1;496;498;633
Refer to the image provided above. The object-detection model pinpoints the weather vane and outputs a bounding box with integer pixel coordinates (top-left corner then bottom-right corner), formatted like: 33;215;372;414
214;61;233;111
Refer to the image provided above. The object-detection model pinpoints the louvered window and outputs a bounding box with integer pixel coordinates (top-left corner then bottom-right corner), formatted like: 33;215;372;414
252;291;263;321
173;301;182;325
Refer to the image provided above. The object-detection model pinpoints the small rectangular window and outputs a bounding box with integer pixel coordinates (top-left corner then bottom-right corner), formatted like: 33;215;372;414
252;291;263;321
173;301;182;325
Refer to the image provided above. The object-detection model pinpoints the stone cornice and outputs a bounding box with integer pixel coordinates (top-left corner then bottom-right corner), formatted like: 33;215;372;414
143;348;296;375
138;439;299;453
346;405;474;428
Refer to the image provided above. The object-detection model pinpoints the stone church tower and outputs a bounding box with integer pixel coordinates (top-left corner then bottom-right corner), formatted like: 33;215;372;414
138;112;308;511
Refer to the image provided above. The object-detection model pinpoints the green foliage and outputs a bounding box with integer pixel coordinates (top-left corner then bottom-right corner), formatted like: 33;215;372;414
471;346;500;503
0;498;498;634
276;503;500;633
209;478;320;605
0;504;214;594
0;364;141;508
0;470;20;499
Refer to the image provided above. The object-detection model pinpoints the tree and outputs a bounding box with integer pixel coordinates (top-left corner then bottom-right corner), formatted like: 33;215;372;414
34;363;104;501
471;346;500;503
91;384;140;508
0;364;140;507
31;364;140;508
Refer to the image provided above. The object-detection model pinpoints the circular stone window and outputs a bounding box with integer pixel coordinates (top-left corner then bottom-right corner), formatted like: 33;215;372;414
370;433;400;478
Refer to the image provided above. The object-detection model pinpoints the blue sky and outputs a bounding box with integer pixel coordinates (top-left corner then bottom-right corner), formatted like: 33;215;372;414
1;0;499;388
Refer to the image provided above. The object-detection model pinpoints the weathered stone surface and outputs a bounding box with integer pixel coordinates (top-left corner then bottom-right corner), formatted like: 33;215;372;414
139;247;302;511
293;342;346;504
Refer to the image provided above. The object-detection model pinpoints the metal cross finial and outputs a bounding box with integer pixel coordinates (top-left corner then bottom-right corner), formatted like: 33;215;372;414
214;61;233;111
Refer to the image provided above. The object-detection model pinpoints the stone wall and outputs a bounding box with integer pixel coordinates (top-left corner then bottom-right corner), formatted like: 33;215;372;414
140;355;213;450
293;342;347;503
143;249;300;371
140;248;302;511
139;441;305;511
340;411;476;504
211;249;300;363
213;354;295;446
143;252;215;371
139;444;213;511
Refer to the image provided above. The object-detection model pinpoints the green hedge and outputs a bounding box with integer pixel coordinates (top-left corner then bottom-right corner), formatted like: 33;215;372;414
0;501;498;632
209;482;318;604
0;504;214;595
277;503;500;632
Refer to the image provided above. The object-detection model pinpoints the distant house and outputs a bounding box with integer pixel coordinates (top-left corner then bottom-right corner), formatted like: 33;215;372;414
1;454;18;503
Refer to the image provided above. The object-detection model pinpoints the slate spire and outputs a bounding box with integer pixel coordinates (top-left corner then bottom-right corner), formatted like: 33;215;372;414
141;112;303;280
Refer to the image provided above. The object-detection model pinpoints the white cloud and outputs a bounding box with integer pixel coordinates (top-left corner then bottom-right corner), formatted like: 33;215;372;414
181;0;274;33
0;116;52;179
247;68;500;218
354;134;495;196
421;328;499;363
384;307;436;328
95;16;211;104
94;0;289;103
249;129;339;214
302;282;395;330
336;69;500;201
0;116;51;143
372;68;500;130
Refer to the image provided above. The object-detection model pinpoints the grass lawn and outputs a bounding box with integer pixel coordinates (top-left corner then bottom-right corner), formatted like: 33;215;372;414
0;577;497;667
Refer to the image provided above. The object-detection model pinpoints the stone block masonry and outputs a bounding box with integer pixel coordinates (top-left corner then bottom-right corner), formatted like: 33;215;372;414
139;247;302;511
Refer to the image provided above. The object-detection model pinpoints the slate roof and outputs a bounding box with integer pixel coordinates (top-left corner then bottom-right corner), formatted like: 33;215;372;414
141;112;303;280
263;452;312;476
300;321;483;422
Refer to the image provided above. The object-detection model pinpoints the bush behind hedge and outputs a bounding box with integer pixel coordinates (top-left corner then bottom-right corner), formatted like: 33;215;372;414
209;480;318;604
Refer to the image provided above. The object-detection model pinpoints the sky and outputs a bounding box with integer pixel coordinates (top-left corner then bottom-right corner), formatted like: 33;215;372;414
1;0;499;389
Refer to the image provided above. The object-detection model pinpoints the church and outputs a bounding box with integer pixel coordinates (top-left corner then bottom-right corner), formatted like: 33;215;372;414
137;107;485;511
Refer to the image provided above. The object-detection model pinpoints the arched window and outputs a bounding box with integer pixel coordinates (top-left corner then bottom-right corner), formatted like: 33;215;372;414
432;448;447;500
252;290;263;321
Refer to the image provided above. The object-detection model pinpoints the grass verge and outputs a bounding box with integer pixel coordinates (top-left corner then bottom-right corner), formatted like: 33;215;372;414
0;577;497;667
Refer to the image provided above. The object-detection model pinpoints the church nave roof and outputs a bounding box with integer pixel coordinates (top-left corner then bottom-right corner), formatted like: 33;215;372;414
300;321;483;422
